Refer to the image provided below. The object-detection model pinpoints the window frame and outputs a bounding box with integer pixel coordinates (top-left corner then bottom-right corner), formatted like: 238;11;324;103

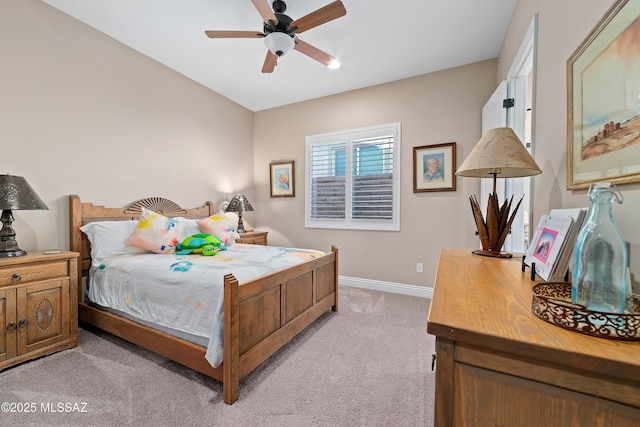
305;122;401;231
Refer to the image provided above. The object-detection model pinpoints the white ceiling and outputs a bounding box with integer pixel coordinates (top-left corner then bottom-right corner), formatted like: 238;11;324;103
42;0;517;112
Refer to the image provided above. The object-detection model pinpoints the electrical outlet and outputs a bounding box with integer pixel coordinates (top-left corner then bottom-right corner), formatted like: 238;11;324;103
416;263;423;273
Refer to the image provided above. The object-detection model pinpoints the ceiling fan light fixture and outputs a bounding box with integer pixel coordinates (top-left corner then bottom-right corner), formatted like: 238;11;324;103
264;32;295;57
328;59;340;69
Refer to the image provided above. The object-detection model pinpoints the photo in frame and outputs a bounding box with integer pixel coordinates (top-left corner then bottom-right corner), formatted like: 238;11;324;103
567;0;640;189
270;160;295;197
413;142;456;192
524;214;574;281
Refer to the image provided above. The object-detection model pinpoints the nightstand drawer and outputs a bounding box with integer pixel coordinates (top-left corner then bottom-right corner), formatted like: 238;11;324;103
236;231;268;245
240;235;266;244
0;260;69;287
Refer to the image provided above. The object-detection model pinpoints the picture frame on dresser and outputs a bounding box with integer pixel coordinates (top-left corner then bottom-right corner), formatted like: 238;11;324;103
413;142;456;192
270;160;295;198
524;214;574;281
567;0;640;189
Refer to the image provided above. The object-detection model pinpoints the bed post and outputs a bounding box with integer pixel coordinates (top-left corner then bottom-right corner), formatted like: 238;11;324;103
332;246;339;312
69;195;83;303
223;274;240;404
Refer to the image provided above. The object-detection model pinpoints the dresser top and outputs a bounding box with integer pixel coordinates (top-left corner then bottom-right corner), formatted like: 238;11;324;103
427;248;640;378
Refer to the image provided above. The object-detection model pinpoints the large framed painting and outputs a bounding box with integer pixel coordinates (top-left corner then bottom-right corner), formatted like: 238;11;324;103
413;142;456;192
567;0;640;189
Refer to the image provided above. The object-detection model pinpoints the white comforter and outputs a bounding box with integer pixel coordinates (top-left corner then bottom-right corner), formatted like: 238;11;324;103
87;244;324;367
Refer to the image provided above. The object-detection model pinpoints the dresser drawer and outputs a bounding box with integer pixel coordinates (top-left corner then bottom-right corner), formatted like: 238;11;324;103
0;260;70;287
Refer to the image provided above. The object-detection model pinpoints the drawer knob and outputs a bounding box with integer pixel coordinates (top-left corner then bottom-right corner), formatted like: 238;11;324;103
11;273;22;283
6;322;17;331
18;319;29;329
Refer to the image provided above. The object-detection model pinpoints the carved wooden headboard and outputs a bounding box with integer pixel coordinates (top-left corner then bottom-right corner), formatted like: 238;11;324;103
69;195;215;283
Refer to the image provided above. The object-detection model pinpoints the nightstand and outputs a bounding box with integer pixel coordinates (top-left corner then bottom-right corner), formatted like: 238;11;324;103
0;250;79;370
236;231;268;245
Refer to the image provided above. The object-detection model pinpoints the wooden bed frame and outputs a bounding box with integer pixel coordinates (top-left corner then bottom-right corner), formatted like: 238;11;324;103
68;195;338;404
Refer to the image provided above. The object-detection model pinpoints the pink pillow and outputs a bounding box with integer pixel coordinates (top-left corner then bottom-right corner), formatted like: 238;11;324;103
124;207;184;254
196;214;240;246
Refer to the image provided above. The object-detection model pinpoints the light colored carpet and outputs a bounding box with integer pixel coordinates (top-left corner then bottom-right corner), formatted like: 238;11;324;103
0;286;435;426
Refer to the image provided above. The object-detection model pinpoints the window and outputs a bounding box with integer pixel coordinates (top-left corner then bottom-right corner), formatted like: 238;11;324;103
305;123;400;231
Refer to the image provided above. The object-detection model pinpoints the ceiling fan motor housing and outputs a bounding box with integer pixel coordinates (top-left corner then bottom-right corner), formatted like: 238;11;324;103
264;1;295;36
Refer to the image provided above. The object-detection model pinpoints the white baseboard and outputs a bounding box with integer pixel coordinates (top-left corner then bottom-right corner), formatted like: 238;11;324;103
339;275;433;299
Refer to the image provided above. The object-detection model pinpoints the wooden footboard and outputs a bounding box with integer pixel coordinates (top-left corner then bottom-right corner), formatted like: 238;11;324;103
69;195;338;404
223;246;338;403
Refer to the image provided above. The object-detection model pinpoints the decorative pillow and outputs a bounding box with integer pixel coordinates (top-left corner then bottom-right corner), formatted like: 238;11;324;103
124;207;185;254
178;218;201;241
196;213;240;246
80;220;147;263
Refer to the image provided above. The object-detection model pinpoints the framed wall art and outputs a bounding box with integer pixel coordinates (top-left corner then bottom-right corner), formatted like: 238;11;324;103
413;142;456;192
567;0;640;189
270;160;295;197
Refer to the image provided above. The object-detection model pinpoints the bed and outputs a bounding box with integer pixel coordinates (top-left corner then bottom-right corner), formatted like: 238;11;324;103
69;195;338;404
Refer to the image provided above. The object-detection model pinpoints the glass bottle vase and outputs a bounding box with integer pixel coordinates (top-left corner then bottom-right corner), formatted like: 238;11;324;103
571;182;632;314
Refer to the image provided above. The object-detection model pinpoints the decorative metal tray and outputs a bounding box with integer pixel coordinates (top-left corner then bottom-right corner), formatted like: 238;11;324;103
531;282;640;340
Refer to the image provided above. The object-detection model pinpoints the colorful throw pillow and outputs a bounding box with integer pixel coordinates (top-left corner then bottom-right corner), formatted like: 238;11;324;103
196;214;240;246
124;207;184;254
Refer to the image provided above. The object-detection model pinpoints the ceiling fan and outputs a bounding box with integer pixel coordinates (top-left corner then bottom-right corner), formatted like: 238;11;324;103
205;0;346;73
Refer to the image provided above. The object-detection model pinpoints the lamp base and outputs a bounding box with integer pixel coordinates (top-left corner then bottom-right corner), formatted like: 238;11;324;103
0;209;27;257
0;248;27;258
236;213;246;234
468;192;524;261
472;249;513;258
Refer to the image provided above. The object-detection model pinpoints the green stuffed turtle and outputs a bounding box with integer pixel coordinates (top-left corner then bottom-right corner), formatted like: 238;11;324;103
176;233;225;256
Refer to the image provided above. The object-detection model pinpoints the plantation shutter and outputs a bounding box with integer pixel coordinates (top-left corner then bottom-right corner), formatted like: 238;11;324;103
309;141;347;219
351;136;394;219
306;123;400;231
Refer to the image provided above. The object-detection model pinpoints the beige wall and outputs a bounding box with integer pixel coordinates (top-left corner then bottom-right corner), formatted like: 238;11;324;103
1;0;254;251
254;60;497;286
500;0;640;291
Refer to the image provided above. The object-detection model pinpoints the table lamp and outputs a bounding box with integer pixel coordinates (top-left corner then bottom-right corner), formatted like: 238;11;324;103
456;127;541;258
0;174;49;257
224;194;254;234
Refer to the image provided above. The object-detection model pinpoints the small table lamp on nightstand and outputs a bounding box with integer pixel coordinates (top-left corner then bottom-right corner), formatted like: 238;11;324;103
456;128;541;258
0;174;49;257
224;194;254;234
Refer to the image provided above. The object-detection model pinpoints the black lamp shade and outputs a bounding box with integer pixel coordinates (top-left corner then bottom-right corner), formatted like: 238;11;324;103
0;174;48;210
224;194;254;213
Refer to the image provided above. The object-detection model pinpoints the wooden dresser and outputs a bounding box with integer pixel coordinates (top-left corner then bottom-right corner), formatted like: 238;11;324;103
0;251;79;370
427;248;640;427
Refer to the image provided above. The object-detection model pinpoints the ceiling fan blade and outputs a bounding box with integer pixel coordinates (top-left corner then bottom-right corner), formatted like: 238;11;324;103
290;1;346;33
251;0;278;25
205;30;263;38
262;50;278;73
294;39;335;67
